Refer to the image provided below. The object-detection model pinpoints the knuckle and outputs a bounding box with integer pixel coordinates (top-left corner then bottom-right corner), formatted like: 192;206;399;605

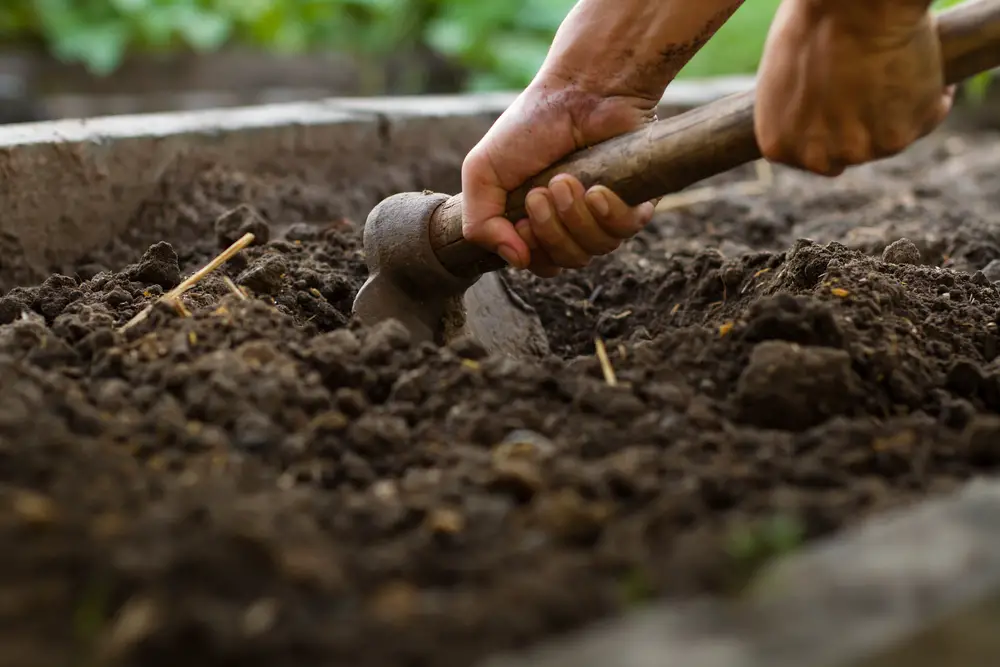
757;134;786;163
835;138;871;165
875;129;917;156
460;148;480;176
546;244;591;270
797;153;827;175
460;220;480;242
592;239;621;256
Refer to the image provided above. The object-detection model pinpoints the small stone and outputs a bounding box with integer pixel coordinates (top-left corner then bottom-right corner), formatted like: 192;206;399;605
982;259;1000;283
242;598;279;636
307;411;350;434
425;507;465;535
881;238;921;265
215;206;271;249
12;490;56;524
973;271;991;287
369;581;419;625
128;242;181;289
499;429;557;458
448;334;489;360
103;597;161;658
491;457;544;501
490;431;555;500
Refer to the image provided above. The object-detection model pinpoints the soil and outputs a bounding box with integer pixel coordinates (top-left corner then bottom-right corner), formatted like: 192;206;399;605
2;126;1000;667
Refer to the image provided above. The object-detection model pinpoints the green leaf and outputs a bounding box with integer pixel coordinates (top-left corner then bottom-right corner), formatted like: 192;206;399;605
175;9;232;51
53;21;131;75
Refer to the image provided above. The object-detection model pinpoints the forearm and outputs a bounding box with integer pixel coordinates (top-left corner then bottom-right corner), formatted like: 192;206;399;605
537;0;745;101
799;0;934;35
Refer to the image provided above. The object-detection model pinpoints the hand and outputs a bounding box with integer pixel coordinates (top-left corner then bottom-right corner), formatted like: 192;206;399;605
755;0;953;176
461;76;657;277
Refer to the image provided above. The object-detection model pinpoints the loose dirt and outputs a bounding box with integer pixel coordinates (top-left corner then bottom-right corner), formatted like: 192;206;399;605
2;127;1000;667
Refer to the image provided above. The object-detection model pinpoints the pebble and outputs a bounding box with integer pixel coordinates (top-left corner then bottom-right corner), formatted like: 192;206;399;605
499;429;557;457
982;259;1000;283
12;490;56;525
972;271;991;287
881;238;921;265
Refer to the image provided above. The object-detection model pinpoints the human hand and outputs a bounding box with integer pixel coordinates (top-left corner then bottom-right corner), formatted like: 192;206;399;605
460;76;657;277
755;0;953;176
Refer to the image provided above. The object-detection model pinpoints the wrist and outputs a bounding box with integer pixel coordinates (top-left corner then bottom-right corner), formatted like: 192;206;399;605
535;0;745;104
536;35;669;104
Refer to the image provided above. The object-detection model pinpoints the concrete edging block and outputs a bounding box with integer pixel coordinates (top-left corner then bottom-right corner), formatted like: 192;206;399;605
480;478;1000;667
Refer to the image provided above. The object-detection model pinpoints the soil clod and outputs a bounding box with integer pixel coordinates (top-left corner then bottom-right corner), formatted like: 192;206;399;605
881;237;922;265
127;241;181;289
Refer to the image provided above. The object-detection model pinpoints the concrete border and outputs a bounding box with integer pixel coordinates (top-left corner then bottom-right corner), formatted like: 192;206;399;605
481;478;1000;667
0;78;753;292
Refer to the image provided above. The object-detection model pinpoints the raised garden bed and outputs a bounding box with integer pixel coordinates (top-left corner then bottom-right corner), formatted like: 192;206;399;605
1;86;1000;667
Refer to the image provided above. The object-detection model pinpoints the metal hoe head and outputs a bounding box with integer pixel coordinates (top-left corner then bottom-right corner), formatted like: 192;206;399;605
352;191;550;358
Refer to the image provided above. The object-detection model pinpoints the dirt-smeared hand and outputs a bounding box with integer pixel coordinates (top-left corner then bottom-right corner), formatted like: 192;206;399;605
461;77;657;277
755;0;953;176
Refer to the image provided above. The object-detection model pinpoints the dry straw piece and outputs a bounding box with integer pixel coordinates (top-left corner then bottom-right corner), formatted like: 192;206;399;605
594;337;618;387
222;275;248;300
121;232;255;331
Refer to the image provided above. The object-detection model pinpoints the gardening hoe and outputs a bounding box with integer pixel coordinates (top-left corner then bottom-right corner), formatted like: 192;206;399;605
353;0;1000;358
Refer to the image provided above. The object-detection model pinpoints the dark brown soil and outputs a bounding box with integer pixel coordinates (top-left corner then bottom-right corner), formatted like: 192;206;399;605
2;127;1000;667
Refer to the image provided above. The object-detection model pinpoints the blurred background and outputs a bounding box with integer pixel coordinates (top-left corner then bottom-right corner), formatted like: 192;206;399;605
0;0;986;124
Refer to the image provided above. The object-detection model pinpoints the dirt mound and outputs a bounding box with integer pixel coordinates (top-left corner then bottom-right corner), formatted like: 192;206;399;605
1;128;1000;667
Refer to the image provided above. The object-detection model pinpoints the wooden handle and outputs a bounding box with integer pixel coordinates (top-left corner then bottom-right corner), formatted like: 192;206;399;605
430;0;1000;279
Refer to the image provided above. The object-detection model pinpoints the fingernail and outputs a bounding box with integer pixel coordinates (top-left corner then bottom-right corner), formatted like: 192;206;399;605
586;189;610;217
497;244;520;268
639;202;655;224
526;192;552;223
551;180;573;212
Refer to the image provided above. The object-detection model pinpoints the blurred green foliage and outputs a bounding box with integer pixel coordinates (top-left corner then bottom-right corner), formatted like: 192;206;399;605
0;0;989;94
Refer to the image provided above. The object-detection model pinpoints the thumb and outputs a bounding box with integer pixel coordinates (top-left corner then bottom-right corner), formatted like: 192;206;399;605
461;157;532;270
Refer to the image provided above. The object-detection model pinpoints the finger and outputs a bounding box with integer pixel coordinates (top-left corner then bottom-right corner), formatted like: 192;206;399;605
926;85;956;133
798;135;844;177
525;188;592;269
461;154;531;269
515;219;562;277
584;185;654;239
548;175;619;255
515;218;539;250
833;124;872;166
